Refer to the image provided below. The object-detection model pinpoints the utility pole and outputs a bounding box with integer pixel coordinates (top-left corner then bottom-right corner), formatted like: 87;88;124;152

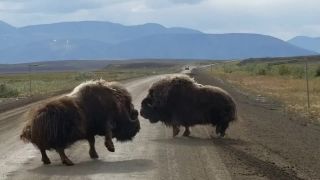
305;61;310;110
28;65;31;96
28;64;40;96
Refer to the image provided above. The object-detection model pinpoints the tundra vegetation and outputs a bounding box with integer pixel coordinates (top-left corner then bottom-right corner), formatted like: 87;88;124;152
0;62;180;98
209;56;320;122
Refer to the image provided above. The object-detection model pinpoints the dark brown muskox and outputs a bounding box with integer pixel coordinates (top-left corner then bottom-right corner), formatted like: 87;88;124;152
140;75;236;137
20;79;140;166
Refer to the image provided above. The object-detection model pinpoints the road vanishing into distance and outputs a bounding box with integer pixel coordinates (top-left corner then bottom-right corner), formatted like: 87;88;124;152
0;68;319;180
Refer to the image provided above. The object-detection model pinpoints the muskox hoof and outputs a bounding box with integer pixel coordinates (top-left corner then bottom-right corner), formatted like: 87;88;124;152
215;126;220;135
182;130;190;137
89;150;99;159
42;158;51;165
62;159;74;166
105;142;115;152
107;146;115;152
215;126;226;137
172;128;180;137
219;132;225;138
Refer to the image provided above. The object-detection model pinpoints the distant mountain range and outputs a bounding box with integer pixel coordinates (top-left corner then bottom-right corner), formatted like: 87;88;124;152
0;20;317;63
287;36;320;53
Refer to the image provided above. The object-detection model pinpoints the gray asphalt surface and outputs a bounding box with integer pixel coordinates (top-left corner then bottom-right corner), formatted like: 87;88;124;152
1;68;319;180
0;73;231;180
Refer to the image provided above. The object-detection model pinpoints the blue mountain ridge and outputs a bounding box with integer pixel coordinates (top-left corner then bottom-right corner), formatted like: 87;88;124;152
288;36;320;53
0;20;317;63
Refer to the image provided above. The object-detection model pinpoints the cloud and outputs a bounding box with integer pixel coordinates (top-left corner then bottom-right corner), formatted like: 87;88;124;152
169;0;205;5
0;1;23;12
31;1;100;13
0;0;128;13
0;0;319;39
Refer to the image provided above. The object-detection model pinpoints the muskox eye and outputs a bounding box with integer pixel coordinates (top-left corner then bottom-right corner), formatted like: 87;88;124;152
131;110;138;119
146;98;153;105
149;90;154;97
142;97;149;103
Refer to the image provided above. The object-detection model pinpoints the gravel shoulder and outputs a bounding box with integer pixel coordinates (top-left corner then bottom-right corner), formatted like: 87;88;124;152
192;69;320;180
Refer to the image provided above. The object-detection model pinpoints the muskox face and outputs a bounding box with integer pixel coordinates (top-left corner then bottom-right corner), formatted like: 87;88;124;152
140;90;163;123
113;104;140;142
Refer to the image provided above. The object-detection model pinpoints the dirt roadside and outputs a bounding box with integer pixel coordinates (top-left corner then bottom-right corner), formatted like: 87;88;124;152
192;69;320;180
0;89;70;113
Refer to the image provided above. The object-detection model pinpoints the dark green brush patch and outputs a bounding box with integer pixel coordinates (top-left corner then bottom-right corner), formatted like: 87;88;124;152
0;84;19;98
218;56;320;79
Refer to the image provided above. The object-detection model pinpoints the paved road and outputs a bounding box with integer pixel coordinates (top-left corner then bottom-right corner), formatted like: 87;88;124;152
0;74;231;180
1;70;319;180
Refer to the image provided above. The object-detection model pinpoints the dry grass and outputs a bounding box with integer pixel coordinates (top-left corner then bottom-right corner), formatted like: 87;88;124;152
0;64;181;98
209;63;320;123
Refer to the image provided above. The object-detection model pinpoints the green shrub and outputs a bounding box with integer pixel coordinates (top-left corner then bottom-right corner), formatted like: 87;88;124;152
0;84;19;98
292;66;305;79
256;68;266;75
254;64;270;75
74;72;96;81
244;64;256;73
223;65;234;73
278;65;290;76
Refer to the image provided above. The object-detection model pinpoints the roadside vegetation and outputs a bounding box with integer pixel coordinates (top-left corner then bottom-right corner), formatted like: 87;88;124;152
0;62;181;99
0;84;19;98
208;56;320;122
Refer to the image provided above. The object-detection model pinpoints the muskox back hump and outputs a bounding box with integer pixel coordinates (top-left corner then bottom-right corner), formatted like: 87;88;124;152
73;83;119;136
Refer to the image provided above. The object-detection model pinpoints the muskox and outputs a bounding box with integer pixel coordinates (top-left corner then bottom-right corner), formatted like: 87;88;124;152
20;79;140;166
140;75;236;137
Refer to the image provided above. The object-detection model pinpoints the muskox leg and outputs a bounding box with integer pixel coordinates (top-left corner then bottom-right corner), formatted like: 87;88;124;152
88;136;99;159
182;126;191;137
56;148;74;166
40;149;51;165
104;131;115;152
172;125;180;137
215;125;220;136
215;123;229;137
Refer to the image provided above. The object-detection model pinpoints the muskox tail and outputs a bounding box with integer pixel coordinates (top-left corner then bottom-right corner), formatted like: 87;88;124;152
20;124;32;143
229;99;237;122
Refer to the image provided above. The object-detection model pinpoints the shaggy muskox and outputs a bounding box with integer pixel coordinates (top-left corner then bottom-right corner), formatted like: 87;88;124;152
140;75;236;137
20;79;140;166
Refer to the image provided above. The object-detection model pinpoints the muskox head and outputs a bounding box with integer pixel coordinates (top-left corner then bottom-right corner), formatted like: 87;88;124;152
140;79;171;123
140;76;198;124
140;91;161;123
112;95;140;142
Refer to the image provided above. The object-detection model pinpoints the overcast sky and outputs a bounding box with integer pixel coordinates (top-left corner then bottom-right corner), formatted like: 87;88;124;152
0;0;319;40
